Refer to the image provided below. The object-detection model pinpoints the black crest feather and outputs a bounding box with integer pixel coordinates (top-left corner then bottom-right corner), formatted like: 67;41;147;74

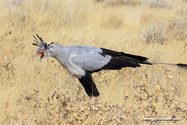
33;35;39;46
32;34;58;50
32;34;46;48
48;42;54;46
32;43;38;46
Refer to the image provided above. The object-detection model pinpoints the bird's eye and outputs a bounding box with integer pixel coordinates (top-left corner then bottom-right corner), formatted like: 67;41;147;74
41;51;44;54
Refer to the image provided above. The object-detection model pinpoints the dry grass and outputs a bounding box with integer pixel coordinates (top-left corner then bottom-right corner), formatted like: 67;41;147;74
140;18;187;44
1;0;187;124
95;0;173;8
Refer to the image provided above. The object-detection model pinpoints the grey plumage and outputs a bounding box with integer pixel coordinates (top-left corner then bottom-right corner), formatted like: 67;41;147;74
33;34;187;98
71;46;112;73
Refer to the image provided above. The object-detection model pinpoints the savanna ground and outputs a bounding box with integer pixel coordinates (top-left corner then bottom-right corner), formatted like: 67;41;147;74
1;0;187;124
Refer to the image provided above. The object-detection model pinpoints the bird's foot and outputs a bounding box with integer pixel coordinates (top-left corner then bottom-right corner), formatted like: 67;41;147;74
88;96;97;104
80;97;97;110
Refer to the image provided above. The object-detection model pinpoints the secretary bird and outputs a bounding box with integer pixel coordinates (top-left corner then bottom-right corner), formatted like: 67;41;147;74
33;34;187;102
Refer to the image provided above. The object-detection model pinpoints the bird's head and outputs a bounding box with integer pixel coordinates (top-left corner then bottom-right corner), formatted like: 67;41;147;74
32;34;58;62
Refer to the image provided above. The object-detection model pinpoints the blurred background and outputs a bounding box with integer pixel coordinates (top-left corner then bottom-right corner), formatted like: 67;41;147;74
0;0;187;124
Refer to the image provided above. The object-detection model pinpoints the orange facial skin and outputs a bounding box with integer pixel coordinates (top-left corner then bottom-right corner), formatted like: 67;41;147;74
37;50;45;59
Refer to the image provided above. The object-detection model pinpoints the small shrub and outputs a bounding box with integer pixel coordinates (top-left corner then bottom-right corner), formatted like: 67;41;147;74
94;0;173;8
146;0;173;8
141;19;187;44
94;0;142;6
140;22;168;44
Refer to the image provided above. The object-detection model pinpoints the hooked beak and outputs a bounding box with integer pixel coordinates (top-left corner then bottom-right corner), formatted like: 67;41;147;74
36;55;42;62
36;53;45;62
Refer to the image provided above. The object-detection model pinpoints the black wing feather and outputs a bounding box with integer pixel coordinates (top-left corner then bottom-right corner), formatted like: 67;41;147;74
100;48;151;70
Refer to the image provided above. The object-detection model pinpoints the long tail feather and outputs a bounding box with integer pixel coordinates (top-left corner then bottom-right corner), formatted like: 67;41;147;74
144;61;187;69
177;63;187;69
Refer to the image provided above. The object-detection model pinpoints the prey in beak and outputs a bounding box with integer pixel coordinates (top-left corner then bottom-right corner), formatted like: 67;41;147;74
36;50;45;62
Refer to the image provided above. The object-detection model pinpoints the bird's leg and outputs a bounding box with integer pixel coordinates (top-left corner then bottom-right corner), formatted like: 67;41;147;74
78;72;100;110
78;73;100;97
